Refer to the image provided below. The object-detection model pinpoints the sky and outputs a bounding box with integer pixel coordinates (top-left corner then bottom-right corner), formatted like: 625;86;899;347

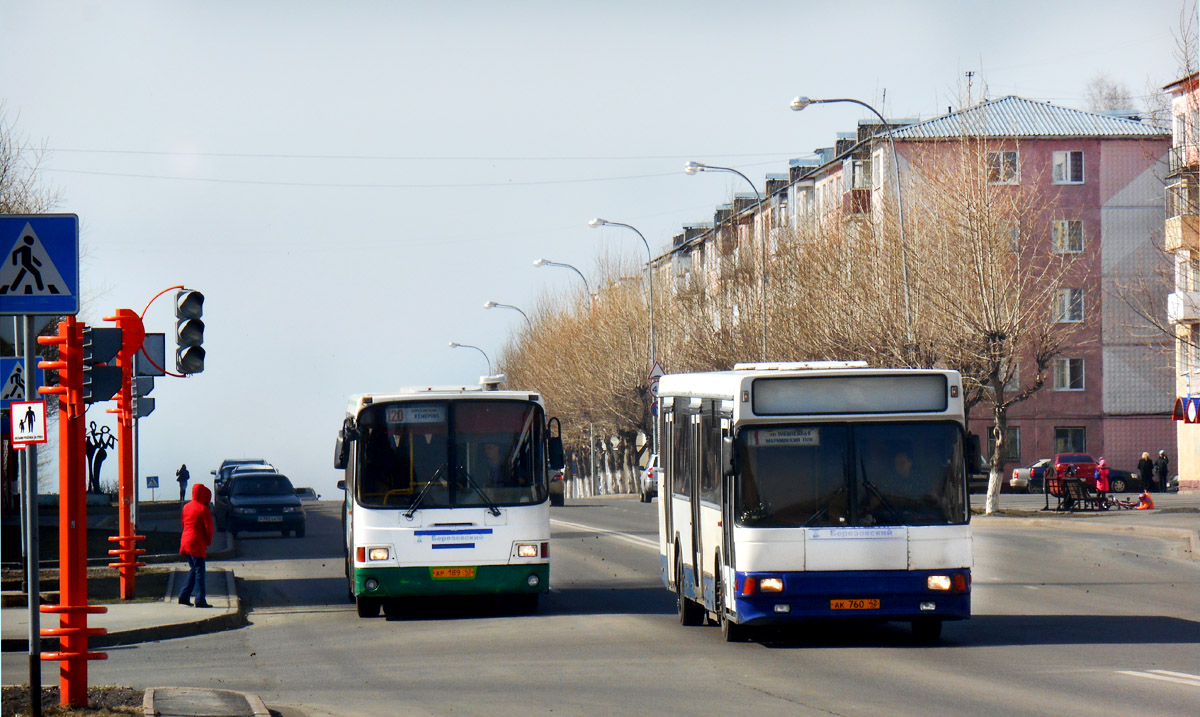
1;0;1191;499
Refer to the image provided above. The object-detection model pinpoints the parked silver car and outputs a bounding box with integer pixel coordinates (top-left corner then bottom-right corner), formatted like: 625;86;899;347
639;454;659;503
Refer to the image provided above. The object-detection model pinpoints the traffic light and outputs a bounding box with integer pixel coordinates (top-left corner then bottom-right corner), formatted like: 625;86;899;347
82;326;123;404
174;289;205;374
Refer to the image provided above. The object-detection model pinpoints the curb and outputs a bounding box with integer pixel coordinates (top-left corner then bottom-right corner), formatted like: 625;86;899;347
1;568;246;652
143;687;270;717
976;515;1200;561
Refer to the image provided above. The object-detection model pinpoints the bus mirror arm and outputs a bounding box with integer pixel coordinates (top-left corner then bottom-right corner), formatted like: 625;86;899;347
337;480;346;491
723;435;737;478
965;433;982;474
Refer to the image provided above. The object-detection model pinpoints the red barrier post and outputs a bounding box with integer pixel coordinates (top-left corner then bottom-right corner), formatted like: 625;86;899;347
38;316;108;708
104;309;147;598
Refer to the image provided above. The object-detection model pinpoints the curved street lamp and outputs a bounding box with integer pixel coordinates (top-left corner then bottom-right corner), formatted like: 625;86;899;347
683;161;768;361
790;95;913;349
483;300;532;329
533;258;592;300
588;218;655;369
448;341;492;374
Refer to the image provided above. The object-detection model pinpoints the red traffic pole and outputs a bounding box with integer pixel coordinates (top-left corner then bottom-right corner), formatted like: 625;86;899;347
104;309;147;599
38;317;108;708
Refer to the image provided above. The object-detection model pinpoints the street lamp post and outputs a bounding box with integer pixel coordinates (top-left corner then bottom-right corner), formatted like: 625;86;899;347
684;161;768;361
533;258;592;302
588;218;655;369
448;341;492;374
790;95;914;351
483;301;532;330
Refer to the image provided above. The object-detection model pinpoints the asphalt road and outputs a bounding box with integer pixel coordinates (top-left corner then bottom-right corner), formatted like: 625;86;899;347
5;498;1198;716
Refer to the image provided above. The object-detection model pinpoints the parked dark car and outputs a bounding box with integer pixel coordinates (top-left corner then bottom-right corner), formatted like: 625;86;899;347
211;458;268;492
1103;468;1141;493
214;472;305;538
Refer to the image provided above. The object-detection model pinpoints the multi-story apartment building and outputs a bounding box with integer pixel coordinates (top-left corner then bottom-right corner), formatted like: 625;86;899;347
1165;72;1199;491
660;96;1174;477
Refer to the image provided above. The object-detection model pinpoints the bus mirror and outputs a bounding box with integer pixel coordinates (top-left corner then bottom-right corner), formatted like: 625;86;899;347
548;436;565;470
723;435;736;477
966;433;982;474
334;436;347;470
337;479;346;491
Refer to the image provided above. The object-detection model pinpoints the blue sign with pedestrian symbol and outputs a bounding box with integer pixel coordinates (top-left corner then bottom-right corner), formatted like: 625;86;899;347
1;357;45;412
0;214;79;315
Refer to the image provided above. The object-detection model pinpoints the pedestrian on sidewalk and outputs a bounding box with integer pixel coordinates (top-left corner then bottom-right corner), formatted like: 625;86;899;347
1153;450;1170;493
1137;452;1154;492
179;483;213;608
176;463;190;502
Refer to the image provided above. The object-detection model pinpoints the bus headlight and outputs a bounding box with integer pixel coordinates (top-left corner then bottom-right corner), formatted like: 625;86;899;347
368;547;390;561
515;543;539;558
759;577;784;593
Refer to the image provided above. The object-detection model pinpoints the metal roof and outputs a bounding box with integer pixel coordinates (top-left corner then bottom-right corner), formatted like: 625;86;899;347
886;96;1168;140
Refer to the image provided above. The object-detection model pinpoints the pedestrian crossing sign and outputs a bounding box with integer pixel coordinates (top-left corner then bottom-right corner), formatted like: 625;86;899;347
0;214;79;315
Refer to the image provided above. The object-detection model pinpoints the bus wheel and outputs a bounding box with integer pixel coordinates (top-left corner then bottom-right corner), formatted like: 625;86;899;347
676;559;704;626
912;619;942;644
356;596;381;618
716;569;748;642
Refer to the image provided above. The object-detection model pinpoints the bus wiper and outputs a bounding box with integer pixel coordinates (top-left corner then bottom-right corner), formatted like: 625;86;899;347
404;463;448;519
859;455;900;524
804;486;846;527
456;466;502;517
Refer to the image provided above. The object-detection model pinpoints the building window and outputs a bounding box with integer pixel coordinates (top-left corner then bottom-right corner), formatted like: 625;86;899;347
1053;358;1085;390
1054;288;1085;322
1054;427;1086;453
1052;220;1084;253
987;150;1019;184
987;426;1022;462
1052;150;1085;184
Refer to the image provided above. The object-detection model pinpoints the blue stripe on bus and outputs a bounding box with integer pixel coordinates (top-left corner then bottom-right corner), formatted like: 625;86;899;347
414;529;494;536
431;543;476;549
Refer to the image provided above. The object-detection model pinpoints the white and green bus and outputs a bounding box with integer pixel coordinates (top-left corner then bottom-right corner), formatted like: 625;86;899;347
335;380;563;618
658;362;976;642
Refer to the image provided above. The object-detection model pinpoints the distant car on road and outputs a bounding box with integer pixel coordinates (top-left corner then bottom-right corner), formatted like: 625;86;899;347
214;472;305;538
294;487;321;501
549;469;565;507
1011;458;1051;493
639;454;659;503
212;459;269;492
1048;453;1099;490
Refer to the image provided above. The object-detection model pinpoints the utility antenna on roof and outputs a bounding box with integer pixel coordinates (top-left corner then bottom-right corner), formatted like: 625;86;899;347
965;70;975;105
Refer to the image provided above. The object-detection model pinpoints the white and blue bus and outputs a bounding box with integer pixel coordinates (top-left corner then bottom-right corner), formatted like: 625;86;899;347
658;362;975;642
335;380;563;618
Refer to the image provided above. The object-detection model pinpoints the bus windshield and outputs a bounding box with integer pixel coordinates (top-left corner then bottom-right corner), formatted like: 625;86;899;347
355;399;547;509
735;421;967;528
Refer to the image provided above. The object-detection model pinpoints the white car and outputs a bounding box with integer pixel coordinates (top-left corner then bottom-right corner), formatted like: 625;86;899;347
639;454;659;503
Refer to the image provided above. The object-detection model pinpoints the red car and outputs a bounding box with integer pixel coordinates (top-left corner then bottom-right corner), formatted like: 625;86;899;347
1048;453;1100;488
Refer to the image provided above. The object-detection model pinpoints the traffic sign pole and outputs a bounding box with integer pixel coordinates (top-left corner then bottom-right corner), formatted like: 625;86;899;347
21;315;42;715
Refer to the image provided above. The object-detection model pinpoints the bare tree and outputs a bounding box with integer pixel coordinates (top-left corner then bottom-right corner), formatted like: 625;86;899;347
0;104;62;215
1084;74;1136;113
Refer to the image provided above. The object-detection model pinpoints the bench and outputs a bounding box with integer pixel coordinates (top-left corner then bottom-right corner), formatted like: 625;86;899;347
1048;476;1109;512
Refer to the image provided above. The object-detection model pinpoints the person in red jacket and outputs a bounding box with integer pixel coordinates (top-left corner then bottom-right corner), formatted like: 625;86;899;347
178;483;214;608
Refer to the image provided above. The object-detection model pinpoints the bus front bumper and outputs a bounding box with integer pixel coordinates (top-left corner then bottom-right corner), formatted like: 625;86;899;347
355;563;549;598
733;568;971;624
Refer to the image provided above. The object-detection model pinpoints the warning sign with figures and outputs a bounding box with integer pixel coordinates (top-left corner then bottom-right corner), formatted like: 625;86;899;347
0;214;79;315
11;400;47;446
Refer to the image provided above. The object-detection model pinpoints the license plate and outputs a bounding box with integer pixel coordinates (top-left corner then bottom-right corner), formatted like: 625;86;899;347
258;516;283;523
431;567;476;580
831;598;879;610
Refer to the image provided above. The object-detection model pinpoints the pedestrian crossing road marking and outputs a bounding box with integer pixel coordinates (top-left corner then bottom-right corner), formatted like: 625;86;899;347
0;222;69;297
1116;669;1200;688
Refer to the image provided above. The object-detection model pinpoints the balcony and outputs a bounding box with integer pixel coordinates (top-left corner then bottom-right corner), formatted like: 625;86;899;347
842;188;871;216
1166;214;1199;253
1167;291;1200;323
1169;144;1198;175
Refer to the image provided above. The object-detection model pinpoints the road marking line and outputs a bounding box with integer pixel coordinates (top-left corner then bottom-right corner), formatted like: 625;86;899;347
1116;670;1200;687
551;518;658;551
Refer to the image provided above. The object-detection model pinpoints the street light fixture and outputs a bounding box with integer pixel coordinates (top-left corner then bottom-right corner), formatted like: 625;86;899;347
790;95;914;350
448;341;492;374
683;161;768;361
533;258;592;300
483;300;532;329
588;218;655;370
